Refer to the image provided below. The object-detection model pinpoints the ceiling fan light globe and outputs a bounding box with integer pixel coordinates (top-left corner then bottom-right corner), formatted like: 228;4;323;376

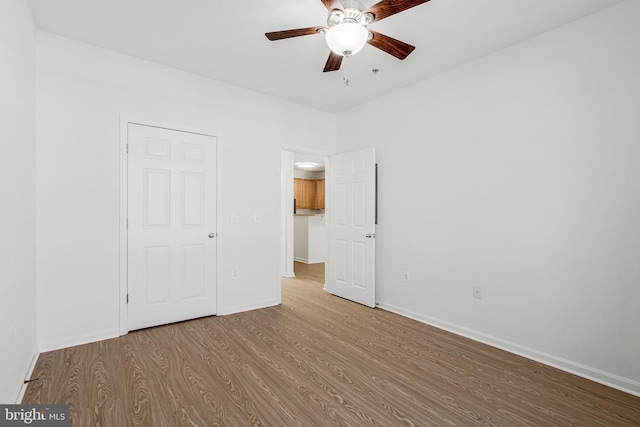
325;23;368;57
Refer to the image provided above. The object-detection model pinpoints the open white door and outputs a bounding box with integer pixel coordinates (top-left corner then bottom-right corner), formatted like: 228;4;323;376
328;147;376;308
127;123;217;331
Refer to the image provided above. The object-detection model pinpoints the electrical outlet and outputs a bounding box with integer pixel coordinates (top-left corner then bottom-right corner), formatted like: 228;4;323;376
231;213;239;224
473;286;482;299
254;213;263;224
232;268;239;279
403;271;411;283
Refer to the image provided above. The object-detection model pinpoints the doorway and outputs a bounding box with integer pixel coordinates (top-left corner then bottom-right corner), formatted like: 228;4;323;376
280;147;377;308
281;149;327;284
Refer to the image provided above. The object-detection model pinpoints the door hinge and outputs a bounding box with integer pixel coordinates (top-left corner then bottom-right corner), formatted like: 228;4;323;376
126;218;128;228
126;293;129;304
126;143;129;154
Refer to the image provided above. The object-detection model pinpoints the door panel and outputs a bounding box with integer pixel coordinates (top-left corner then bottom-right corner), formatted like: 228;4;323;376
145;169;171;227
182;172;204;226
182;244;205;300
329;147;376;308
128;123;217;331
144;246;171;304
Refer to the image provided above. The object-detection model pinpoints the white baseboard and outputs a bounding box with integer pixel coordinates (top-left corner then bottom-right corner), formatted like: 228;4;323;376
13;351;40;404
376;301;640;398
282;271;295;278
38;328;121;353
221;299;279;316
293;257;325;264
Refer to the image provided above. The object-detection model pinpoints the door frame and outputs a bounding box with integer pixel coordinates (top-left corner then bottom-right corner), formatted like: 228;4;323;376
279;146;332;294
119;116;222;336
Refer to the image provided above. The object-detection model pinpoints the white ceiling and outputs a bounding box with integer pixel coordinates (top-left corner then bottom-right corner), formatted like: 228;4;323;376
27;0;624;113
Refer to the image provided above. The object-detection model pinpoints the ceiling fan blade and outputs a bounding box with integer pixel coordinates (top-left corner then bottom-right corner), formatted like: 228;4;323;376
265;27;325;41
319;0;336;11
367;30;415;60
323;52;343;72
366;0;431;23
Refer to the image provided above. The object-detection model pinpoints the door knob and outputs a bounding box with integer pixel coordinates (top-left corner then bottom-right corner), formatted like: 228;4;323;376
208;233;215;238
365;233;373;238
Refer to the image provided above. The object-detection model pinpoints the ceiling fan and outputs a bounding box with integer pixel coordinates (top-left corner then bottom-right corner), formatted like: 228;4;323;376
265;0;431;72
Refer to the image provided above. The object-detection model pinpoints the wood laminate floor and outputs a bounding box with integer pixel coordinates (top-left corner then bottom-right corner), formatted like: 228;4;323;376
24;262;640;426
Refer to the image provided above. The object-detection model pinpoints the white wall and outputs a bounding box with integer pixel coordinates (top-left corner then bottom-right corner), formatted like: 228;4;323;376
0;1;37;403
36;32;336;350
337;1;640;395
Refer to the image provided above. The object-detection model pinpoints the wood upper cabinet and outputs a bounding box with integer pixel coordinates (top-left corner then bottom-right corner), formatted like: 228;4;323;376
302;179;316;209
294;178;306;208
315;179;325;209
294;179;301;203
294;178;325;209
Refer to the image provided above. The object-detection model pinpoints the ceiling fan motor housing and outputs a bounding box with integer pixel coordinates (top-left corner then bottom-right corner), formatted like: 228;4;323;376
327;6;374;28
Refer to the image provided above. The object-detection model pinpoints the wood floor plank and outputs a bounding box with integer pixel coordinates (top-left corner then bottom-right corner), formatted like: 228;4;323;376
23;262;640;426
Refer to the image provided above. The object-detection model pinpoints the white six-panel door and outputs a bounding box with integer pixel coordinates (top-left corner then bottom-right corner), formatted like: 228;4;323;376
329;147;376;308
127;123;217;331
